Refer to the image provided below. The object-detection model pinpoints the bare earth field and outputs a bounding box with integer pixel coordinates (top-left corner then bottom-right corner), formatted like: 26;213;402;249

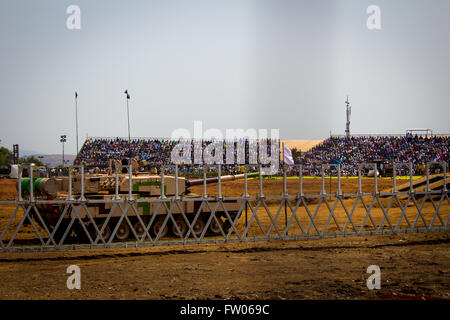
0;177;449;300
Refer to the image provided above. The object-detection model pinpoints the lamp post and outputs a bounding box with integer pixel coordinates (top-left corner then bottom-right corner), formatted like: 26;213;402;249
60;135;66;168
124;90;132;164
75;91;79;155
124;90;131;143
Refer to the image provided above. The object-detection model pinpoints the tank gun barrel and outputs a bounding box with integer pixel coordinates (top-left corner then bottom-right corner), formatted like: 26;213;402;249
17;178;59;198
186;172;259;188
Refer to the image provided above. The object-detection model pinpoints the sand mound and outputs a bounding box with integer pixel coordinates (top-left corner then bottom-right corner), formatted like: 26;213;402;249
282;140;323;152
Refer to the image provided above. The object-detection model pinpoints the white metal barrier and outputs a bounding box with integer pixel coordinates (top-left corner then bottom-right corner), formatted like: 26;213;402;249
0;162;448;252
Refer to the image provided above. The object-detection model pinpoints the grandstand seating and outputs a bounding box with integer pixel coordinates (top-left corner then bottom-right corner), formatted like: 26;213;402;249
75;135;449;176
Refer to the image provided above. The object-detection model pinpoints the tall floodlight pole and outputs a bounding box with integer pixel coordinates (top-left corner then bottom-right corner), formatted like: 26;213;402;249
124;90;131;142
60;135;67;167
345;96;351;138
75;91;79;155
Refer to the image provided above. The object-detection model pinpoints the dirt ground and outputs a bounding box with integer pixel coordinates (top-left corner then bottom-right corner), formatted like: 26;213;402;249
0;177;449;300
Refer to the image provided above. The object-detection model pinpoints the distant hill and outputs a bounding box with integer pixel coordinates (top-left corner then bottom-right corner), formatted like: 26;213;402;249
20;149;46;157
39;154;76;168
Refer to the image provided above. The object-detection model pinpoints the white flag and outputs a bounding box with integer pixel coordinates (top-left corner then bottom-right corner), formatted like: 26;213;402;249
283;143;294;165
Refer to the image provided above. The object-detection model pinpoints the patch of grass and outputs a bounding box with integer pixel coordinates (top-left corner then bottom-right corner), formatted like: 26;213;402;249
247;176;422;180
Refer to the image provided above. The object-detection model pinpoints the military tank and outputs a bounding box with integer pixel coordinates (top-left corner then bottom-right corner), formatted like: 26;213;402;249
18;166;246;243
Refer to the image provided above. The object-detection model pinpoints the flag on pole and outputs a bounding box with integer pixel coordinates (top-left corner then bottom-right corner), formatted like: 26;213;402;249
75;91;78;98
282;143;294;165
125;90;130;99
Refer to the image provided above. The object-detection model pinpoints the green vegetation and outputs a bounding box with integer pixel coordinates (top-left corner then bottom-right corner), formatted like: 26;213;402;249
19;155;44;166
247;175;422;180
0;147;13;165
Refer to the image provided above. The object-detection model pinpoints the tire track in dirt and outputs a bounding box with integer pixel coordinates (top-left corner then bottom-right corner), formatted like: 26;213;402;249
1;236;448;263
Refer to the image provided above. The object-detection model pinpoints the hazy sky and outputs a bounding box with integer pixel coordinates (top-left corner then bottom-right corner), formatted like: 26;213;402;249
0;0;449;154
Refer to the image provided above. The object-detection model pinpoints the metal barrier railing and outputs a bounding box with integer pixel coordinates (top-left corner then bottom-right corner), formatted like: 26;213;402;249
0;162;448;252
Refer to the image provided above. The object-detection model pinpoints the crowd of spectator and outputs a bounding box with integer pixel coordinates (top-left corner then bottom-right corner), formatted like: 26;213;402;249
75;135;449;176
75;138;177;167
299;135;449;176
75;138;279;173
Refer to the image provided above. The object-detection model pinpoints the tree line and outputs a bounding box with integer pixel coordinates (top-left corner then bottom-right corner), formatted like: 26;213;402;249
0;147;45;166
